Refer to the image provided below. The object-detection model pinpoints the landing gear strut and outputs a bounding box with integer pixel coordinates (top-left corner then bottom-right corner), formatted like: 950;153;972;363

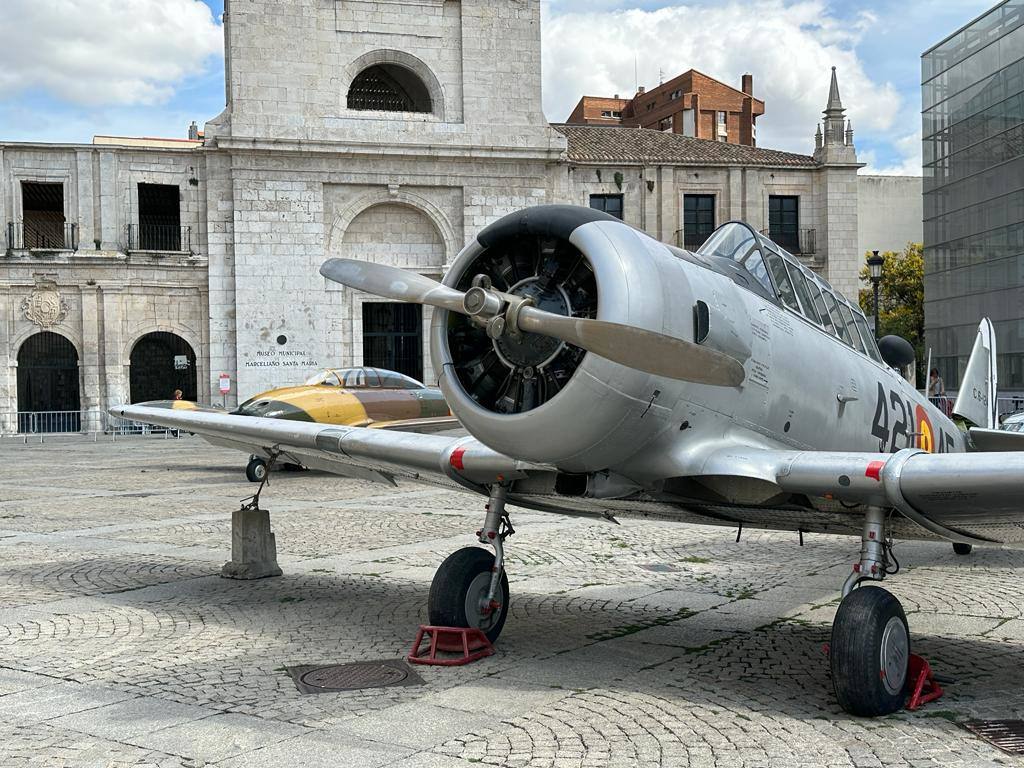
428;485;513;643
831;506;910;716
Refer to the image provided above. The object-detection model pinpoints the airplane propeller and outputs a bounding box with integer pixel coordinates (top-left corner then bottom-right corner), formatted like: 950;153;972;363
320;258;745;387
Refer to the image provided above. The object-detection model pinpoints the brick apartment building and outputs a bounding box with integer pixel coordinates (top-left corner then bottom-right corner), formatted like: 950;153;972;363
565;69;765;146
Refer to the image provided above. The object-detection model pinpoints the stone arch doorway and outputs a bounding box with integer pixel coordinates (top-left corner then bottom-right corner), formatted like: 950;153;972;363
17;331;80;432
129;332;197;403
341;203;445;382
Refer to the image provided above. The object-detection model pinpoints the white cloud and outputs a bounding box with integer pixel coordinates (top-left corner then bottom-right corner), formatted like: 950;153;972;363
860;129;924;175
541;0;903;158
0;0;222;106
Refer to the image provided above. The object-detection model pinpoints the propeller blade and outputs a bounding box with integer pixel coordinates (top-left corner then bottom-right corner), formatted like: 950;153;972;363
320;258;745;386
517;306;745;387
320;258;468;314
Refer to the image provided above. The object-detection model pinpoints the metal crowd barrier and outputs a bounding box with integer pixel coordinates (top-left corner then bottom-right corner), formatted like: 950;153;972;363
925;396;1023;421
998;396;1024;418
0;410;182;443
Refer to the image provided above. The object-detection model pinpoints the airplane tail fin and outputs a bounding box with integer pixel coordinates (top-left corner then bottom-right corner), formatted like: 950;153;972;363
952;318;998;429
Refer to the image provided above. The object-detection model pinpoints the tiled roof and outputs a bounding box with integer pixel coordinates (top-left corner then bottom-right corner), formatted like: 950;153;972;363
552;124;817;168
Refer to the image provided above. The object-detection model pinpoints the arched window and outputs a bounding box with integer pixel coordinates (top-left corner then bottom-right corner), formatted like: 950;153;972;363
347;64;432;113
130;332;197;403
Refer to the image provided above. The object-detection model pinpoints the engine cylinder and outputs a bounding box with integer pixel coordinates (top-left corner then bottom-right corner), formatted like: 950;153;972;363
430;206;693;471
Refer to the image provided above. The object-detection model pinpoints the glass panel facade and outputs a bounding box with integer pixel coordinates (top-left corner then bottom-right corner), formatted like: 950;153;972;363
922;0;1024;391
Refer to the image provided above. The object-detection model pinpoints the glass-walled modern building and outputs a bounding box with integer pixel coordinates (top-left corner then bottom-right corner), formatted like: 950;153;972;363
922;0;1024;395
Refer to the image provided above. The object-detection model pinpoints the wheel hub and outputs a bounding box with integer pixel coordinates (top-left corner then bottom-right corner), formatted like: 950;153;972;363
465;571;501;632
880;615;909;695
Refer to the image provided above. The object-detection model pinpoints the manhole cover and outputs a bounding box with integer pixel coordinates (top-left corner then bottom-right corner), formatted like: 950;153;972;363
286;659;424;694
964;720;1024;755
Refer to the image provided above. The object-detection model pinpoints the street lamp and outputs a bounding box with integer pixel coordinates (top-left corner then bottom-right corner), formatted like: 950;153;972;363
867;250;884;339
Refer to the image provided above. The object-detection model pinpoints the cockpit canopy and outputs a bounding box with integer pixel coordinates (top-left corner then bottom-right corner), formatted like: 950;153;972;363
304;367;426;390
698;222;884;364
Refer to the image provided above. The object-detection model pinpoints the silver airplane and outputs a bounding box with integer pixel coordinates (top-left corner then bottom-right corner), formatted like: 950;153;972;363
112;205;1024;718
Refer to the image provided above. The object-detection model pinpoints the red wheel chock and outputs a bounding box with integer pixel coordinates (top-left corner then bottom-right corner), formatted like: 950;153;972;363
407;625;495;666
906;653;944;711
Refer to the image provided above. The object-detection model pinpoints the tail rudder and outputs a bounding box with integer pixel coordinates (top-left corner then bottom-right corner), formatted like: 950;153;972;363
952;318;998;429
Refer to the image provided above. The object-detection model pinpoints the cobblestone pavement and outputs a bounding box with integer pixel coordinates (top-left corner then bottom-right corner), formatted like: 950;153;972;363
1;436;1023;767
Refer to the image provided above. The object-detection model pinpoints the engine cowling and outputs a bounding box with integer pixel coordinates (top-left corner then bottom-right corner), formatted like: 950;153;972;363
430;205;696;472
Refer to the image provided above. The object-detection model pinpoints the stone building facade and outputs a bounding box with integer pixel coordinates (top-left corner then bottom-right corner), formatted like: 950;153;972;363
1;0;879;428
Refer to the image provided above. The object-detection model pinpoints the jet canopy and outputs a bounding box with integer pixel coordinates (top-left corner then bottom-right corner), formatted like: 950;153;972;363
304;367;426;390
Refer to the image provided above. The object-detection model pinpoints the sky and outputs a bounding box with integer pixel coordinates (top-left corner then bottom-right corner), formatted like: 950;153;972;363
0;0;998;174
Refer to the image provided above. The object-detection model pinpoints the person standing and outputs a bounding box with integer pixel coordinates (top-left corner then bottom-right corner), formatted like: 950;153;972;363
927;368;946;413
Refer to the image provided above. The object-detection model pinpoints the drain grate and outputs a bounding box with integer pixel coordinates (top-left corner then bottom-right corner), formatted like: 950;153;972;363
286;659;424;694
964;720;1024;755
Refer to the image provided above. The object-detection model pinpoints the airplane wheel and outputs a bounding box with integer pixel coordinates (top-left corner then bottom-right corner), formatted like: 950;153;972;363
245;457;267;483
428;546;509;643
830;586;909;717
952;543;973;556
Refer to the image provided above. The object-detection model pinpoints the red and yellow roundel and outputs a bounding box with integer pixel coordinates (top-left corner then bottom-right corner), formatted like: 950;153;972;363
914;405;935;453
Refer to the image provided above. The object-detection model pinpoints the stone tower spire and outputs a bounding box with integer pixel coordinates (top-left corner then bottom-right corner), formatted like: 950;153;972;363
823;66;846;145
812;64;863;304
813;66;857;164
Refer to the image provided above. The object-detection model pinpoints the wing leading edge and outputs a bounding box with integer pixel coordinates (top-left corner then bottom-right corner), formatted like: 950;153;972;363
109;403;543;490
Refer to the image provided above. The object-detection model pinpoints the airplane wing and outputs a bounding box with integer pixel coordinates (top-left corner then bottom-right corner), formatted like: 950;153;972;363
676;444;1024;545
111;403;1024;545
110;403;542;489
968;427;1024;452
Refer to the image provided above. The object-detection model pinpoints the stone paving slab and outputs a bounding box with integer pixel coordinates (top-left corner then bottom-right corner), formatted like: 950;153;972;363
47;696;216;741
129;712;310;763
0;436;1023;767
0;681;135;725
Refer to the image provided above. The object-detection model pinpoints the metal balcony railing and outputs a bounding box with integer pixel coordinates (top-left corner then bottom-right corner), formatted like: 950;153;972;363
124;223;192;253
6;221;78;252
761;228;816;255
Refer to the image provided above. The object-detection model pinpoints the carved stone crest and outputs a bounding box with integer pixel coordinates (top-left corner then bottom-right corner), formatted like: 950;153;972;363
22;280;69;328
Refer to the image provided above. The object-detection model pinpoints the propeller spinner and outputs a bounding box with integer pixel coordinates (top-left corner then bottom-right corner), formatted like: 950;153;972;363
320;258;745;387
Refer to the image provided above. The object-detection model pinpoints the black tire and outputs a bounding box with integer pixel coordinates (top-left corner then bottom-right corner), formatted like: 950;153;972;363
428;546;510;643
831;586;910;717
952;542;973;556
245;457;267;483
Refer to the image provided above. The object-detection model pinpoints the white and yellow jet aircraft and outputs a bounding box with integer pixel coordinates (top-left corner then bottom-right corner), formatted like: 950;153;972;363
112;205;1023;717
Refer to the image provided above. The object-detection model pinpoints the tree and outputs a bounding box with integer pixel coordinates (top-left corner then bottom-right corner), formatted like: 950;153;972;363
858;243;925;372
